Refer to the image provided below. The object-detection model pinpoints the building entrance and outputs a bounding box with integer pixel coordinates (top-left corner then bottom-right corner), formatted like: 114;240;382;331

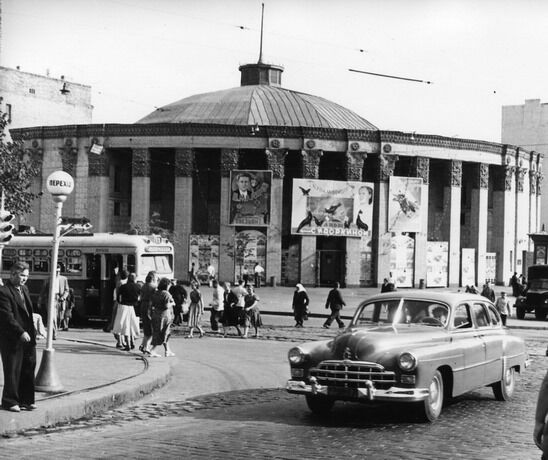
317;250;345;287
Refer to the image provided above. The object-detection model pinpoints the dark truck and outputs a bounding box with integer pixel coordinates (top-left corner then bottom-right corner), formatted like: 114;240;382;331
515;265;548;320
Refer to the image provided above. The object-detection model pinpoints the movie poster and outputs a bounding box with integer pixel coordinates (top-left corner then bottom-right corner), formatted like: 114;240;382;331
188;234;219;284
388;176;423;232
461;248;476;287
426;241;448;287
229;170;272;226
390;233;415;288
291;179;374;238
234;230;266;283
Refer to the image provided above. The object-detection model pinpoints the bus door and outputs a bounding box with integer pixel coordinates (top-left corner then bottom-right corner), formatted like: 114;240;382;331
101;254;123;318
83;253;101;319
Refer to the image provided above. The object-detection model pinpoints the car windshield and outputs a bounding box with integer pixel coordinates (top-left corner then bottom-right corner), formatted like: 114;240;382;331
353;299;449;328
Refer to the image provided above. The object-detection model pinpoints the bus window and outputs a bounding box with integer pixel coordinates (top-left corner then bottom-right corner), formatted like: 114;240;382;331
66;257;83;274
33;249;50;273
17;249;33;269
141;255;173;275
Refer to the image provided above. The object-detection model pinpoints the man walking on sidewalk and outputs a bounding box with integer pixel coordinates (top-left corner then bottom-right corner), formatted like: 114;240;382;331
323;281;346;329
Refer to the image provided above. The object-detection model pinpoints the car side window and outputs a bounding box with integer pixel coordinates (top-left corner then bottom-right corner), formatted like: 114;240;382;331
453;303;471;329
487;305;500;326
472;303;490;328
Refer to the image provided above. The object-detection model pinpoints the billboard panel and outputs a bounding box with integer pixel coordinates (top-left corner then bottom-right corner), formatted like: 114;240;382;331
229;170;272;226
426;241;448;287
291;179;373;238
388;176;423;232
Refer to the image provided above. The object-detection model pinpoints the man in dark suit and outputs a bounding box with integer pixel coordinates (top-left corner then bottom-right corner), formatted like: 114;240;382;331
323;281;346;329
0;261;37;412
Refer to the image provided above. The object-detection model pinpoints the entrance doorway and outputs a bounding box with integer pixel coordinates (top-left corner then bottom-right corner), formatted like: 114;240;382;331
317;250;345;286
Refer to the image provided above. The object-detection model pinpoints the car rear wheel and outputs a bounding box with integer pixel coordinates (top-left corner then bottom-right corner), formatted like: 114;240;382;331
416;370;444;422
492;366;515;401
305;394;334;415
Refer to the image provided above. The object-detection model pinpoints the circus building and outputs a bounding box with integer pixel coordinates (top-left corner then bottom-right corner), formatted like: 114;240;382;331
11;58;543;289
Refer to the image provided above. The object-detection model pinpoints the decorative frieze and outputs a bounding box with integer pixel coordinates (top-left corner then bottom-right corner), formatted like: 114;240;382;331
516;167;527;193
88;150;109;176
174;148;195;177
411;156;429;185
345;151;367;181
266;149;288;179
132;148;151;177
301;150;322;179
221;149;239;177
448;160;462;187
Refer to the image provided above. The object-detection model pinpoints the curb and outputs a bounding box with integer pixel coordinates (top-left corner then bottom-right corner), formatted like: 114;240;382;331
0;341;172;437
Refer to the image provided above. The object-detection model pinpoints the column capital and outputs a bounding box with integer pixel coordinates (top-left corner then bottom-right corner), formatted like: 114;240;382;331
516;166;527;193
221;148;239;177
447;160;462;187
474;163;489;189
265;149;288;179
132;148;151;177
301;149;322;179
411;156;429;185
345;151;367;181
376;154;398;182
174;148;195;177
59;144;78;176
530;170;539;195
89;150;109;176
538;173;544;196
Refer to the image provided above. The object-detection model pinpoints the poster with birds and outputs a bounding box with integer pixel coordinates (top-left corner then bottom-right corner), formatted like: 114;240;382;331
291;179;374;237
388;176;423;232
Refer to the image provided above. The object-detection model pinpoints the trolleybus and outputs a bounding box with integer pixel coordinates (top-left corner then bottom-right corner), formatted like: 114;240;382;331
0;233;174;323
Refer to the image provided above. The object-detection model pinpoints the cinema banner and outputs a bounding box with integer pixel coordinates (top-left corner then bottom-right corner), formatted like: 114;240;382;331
189;234;219;285
229;170;272;226
291;179;374;237
388;176;423;232
426;241;448;287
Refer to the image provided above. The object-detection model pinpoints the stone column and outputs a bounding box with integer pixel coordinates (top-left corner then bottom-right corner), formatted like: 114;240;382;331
529;169;539;238
266;148;287;286
470;163;490;286
23;141;43;230
442;160;462;287
173;148;195;279
58;139;79;218
219;149;239;283
374;154;398;286
515;165;528;269
345;151;366;287
87;150;110;233
492;165;515;284
538;173;544;234
131;148;151;232
410;157;429;287
300;150;322;285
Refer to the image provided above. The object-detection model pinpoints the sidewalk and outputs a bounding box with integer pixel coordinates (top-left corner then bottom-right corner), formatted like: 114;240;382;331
0;285;544;436
0;335;171;436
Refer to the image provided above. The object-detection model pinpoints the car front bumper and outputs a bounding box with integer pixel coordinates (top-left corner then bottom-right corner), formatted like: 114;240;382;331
286;378;430;402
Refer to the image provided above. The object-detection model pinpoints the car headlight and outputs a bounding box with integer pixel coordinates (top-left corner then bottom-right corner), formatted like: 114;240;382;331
288;347;306;365
398;352;417;371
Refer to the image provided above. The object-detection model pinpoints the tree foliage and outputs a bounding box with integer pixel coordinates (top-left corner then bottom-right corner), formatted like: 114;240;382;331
0;113;42;215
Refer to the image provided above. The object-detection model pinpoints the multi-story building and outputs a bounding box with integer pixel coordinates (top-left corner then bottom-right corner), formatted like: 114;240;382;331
11;60;541;288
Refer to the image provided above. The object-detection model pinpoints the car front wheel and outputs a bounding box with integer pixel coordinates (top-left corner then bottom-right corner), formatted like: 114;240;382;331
492;366;515;401
416;370;444;422
305;394;334;415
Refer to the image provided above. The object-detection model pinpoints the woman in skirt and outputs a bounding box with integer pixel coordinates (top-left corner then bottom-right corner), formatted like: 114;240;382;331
187;282;205;338
149;277;176;357
243;285;262;338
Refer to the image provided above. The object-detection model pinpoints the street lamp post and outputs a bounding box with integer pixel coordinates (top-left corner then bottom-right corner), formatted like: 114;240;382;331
35;171;74;392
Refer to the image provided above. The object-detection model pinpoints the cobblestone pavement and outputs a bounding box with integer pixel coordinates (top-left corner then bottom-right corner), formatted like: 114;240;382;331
0;327;546;459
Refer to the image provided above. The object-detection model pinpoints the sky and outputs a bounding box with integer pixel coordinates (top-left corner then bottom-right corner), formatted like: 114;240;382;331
3;0;548;143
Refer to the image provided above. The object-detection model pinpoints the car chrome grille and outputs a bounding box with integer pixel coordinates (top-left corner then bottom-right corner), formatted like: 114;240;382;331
310;360;396;389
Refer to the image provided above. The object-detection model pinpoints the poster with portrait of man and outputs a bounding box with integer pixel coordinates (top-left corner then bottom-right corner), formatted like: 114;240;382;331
229;170;272;226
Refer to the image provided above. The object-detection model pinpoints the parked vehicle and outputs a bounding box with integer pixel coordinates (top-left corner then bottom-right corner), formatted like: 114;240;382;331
0;233;174;323
515;265;548;320
286;290;529;422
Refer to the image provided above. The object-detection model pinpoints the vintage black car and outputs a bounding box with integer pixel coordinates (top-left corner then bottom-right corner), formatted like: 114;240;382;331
287;291;529;422
515;265;548;320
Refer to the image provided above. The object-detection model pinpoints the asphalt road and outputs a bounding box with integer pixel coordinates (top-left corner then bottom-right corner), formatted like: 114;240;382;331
0;323;546;460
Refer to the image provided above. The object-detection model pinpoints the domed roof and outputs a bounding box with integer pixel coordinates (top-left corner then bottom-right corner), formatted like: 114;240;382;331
137;84;377;131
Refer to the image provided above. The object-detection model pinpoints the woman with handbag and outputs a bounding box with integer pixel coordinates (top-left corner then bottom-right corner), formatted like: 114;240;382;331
292;283;309;328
